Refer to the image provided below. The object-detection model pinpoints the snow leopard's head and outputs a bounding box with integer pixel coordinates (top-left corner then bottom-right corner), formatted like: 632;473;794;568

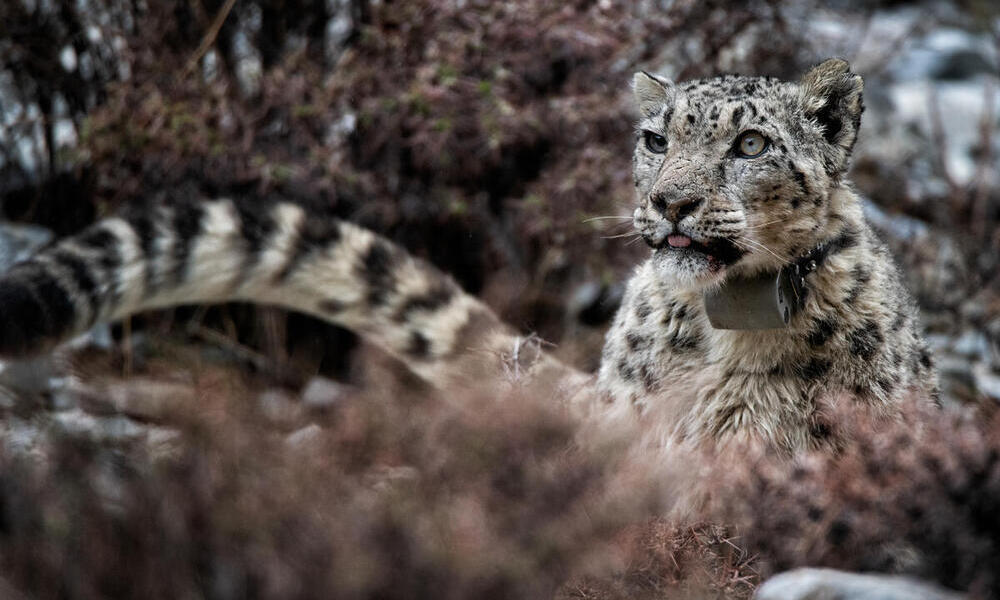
630;58;864;289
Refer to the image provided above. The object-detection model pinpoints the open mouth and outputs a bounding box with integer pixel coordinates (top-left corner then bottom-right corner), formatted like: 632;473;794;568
653;234;745;267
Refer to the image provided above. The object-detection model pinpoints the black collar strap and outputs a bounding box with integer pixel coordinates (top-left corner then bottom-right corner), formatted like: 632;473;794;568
703;229;855;330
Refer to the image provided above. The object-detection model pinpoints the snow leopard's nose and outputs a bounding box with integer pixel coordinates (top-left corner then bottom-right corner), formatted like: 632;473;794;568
651;194;703;223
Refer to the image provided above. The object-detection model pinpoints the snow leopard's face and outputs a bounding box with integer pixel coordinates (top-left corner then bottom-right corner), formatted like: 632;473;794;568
630;60;864;290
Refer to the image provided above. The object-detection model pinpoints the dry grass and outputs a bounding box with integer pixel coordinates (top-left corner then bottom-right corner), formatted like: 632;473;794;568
558;521;759;600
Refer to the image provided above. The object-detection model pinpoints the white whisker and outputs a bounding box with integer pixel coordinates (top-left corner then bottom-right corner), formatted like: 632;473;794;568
743;218;785;230
734;235;791;263
582;215;634;223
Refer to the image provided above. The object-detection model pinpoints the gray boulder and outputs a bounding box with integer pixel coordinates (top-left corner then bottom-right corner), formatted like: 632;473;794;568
755;568;964;600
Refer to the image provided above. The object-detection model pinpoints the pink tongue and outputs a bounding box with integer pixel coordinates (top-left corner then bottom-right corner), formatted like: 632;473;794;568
667;234;692;248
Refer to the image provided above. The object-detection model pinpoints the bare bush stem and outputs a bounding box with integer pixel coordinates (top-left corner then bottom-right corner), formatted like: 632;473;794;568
183;0;238;76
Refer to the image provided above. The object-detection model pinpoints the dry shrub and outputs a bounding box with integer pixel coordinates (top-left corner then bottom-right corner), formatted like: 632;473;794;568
560;521;759;600
0;363;668;600
10;347;1000;599
716;398;1000;598
0;338;770;600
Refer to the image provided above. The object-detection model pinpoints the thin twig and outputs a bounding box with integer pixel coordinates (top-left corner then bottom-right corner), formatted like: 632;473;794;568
183;0;238;76
122;317;133;378
188;322;289;379
970;80;996;240
927;88;964;224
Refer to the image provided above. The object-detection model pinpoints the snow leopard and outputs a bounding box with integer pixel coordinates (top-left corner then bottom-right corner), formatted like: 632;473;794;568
0;59;937;453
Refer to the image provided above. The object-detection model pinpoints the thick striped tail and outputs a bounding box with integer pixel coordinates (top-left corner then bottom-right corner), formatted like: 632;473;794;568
0;198;574;387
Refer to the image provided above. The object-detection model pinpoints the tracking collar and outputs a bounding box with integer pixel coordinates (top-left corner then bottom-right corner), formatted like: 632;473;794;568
703;231;853;330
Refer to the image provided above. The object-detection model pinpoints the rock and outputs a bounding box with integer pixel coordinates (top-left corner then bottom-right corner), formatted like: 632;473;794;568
973;363;1000;402
852;19;1000;205
0;356;58;395
862;200;928;242
0;417;50;458
72;377;195;421
0;386;17;410
958;299;986;323
46;377;79;411
233;30;262;97
887;28;998;82
924;334;954;353
863;201;973;313
0;222;53;271
324;0;356;62
324;112;357;148
936;354;979;404
570;281;624;326
146;426;184;461
569;281;601;317
935;49;997;81
52;409;148;444
755;568;965;600
951;329;989;361
286;423;323;449
257;388;304;425
63;323;115;352
300;376;352;409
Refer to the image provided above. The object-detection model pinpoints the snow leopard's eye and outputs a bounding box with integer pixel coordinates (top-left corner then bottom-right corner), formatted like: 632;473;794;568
643;131;668;153
735;130;768;158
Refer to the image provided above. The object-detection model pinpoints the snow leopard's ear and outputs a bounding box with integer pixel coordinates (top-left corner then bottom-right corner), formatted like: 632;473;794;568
632;71;674;119
799;58;865;173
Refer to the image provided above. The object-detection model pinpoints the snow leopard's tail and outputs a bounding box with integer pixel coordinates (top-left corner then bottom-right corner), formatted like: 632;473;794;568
0;198;574;387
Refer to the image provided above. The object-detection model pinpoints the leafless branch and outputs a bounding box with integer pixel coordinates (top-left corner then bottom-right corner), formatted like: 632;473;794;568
183;0;238;76
927;87;962;221
970;80;996;240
